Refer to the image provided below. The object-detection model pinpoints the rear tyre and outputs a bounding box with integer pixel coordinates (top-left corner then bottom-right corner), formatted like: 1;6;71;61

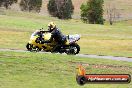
66;43;80;55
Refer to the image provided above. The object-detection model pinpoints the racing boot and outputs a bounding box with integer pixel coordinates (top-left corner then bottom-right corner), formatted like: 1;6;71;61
51;45;61;53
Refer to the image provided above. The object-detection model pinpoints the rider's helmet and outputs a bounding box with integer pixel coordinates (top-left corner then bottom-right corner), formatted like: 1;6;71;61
48;22;56;32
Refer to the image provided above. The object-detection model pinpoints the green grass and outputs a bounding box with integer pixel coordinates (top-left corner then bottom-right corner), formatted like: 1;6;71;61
0;10;132;57
0;51;132;88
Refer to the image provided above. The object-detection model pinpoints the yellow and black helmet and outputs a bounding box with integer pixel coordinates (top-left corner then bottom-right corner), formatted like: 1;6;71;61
48;22;56;31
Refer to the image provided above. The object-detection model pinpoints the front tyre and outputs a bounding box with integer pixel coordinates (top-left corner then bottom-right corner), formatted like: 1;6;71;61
66;43;80;55
26;43;33;51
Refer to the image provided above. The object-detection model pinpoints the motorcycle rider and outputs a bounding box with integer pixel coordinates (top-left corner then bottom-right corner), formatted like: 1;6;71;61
42;22;67;52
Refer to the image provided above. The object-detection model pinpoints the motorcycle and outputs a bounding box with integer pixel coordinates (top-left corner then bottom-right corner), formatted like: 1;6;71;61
26;30;81;55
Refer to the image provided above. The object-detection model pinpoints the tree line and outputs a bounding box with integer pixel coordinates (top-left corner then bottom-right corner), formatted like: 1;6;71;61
0;0;106;24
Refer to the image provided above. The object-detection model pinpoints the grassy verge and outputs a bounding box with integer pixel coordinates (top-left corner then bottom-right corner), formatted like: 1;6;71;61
0;10;132;57
0;51;132;88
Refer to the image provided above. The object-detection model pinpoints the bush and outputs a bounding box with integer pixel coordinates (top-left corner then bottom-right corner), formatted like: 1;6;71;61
20;0;42;12
0;0;17;9
47;0;74;19
80;0;104;24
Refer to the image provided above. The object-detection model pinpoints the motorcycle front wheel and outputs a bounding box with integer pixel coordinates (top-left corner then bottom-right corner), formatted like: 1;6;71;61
26;43;41;52
26;43;33;51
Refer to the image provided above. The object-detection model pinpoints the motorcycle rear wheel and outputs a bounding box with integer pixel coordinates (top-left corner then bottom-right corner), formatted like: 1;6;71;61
66;43;80;55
